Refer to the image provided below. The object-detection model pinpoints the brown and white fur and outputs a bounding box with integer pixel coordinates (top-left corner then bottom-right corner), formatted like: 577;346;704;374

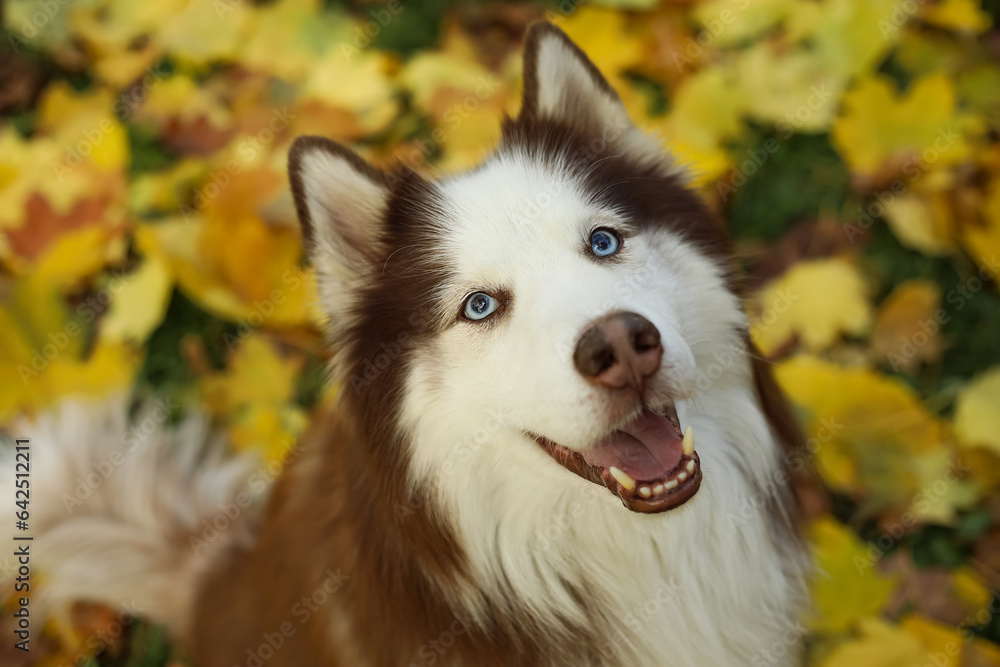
5;23;809;666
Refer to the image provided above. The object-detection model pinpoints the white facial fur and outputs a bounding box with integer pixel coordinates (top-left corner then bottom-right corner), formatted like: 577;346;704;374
395;149;805;666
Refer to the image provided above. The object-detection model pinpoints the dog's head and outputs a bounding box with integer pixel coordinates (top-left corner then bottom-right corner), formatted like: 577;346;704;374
289;23;756;519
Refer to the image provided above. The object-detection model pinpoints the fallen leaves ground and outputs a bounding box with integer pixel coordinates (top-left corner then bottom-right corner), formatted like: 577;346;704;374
1;0;999;665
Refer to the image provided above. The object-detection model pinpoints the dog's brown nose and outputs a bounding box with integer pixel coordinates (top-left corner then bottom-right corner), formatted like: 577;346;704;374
574;312;663;392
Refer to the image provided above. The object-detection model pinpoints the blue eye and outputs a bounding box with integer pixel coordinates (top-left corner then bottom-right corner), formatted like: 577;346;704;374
463;292;499;321
590;229;620;257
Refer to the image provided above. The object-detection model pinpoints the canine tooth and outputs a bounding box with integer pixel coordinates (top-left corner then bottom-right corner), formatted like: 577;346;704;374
677;471;688;482
609;466;636;492
664;479;678;490
639;486;652;498
686;460;695;474
682;426;695;456
653;484;665;495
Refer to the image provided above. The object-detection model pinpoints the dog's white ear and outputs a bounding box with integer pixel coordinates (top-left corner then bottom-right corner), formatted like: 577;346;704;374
288;136;390;281
519;22;631;133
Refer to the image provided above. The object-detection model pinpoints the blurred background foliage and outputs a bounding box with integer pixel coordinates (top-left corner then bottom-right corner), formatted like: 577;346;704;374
1;0;1000;665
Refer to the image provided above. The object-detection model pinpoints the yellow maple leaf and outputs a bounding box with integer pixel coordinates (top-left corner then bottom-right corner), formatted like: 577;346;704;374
819;616;963;667
774;356;969;519
967;638;1000;667
0;129;112;232
733;46;841;133
954;367;1000;454
201;336;308;462
100;256;175;345
808;519;898;634
203;336;300;411
831;74;970;180
655;64;748;185
552;7;644;78
692;0;792;48
70;0;186;58
238;0;353;81
129;157;212;214
0;270;141;421
402;42;496;117
0;336;137;423
156;0;250;67
869;280;944;372
140;73;233;131
962;179;1000;281
786;0;901;80
37;82;131;174
34;226;127;291
750;258;872;355
950;568;993;612
883;189;957;256
228;403;310;463
135;217;320;330
958;64;1000;119
302;49;400;140
398;38;512;171
921;0;992;33
899;615;964;666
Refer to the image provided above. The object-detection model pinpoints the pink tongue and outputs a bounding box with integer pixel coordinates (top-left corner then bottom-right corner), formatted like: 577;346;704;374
582;410;683;482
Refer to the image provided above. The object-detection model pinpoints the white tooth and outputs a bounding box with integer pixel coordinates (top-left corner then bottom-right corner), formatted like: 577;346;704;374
686;460;695;473
677;471;688;482
609;466;636;492
653;484;665;495
639;486;652;498
664;479;678;490
682;426;694;456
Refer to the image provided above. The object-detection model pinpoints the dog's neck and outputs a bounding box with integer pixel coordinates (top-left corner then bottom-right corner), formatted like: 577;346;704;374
381;364;808;666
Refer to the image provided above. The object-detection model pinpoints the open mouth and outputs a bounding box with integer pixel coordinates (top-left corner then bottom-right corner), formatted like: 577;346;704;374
532;404;701;514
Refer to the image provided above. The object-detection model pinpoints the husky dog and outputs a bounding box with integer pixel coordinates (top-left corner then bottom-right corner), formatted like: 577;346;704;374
10;22;809;667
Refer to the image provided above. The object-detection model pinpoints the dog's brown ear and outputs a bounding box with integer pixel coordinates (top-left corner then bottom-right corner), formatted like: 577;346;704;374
288;136;390;276
519;22;631;134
